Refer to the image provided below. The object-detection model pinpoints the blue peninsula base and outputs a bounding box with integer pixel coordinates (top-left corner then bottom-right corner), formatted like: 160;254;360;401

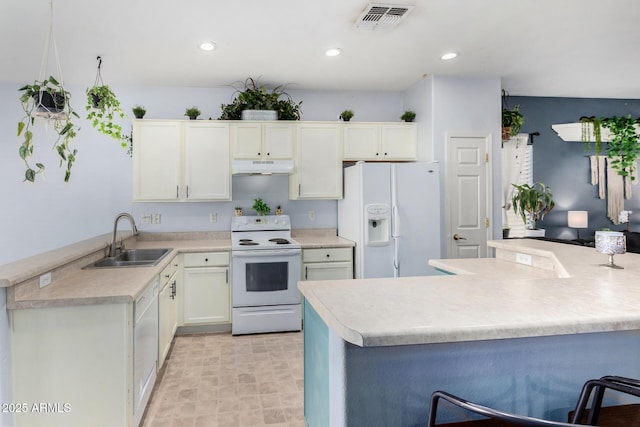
304;301;640;427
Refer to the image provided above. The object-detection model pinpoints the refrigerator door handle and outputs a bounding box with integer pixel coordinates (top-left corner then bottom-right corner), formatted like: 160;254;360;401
393;236;400;277
392;205;399;238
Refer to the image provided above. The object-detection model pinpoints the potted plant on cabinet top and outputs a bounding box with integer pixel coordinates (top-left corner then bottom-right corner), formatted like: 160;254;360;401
132;105;146;119
502;105;524;141
252;198;271;216
218;77;302;121
340;109;354;122
17;75;80;182
400;110;416;122
511;182;555;237
185;106;201;120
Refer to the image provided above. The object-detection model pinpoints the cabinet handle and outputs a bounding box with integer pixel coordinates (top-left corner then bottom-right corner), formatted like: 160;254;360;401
258;152;261;156
326;253;330;258
173;263;178;267
376;152;380;156
164;274;170;278
266;152;270;156
176;185;179;199
305;266;308;280
225;270;229;284
170;280;176;299
186;185;189;198
204;258;209;262
298;184;301;197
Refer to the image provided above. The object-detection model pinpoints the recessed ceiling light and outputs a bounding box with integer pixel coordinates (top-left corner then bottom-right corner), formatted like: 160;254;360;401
441;52;458;60
325;48;342;57
199;41;216;51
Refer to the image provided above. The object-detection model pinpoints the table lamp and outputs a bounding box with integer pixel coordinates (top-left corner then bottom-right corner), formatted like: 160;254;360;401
568;211;588;239
595;230;626;269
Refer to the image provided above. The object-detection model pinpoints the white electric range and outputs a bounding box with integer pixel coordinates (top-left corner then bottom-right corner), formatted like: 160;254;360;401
231;215;302;335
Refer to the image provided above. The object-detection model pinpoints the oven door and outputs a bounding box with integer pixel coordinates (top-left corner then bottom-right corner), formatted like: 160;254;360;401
232;248;302;307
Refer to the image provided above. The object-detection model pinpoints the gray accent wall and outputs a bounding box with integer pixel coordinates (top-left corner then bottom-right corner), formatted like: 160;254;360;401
509;96;640;239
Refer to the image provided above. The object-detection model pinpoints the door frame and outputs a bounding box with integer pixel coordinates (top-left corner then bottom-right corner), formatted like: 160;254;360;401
444;131;493;258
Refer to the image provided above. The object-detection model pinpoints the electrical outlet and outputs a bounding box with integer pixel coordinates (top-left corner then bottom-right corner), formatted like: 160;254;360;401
515;253;532;266
210;213;217;223
39;272;52;288
153;213;161;224
141;214;152;225
309;210;315;221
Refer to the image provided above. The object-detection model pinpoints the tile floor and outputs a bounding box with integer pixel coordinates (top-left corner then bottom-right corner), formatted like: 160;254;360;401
142;331;305;427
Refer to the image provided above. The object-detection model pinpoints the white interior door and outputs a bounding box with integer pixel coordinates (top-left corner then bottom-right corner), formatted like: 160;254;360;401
446;133;491;258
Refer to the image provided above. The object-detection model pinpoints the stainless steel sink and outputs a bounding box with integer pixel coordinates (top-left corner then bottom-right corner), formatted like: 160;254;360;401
84;248;172;269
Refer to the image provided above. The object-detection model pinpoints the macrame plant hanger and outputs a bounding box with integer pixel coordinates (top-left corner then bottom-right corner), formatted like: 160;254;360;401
36;1;66;120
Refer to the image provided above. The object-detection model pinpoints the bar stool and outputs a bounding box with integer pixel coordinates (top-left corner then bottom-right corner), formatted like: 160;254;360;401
427;376;640;426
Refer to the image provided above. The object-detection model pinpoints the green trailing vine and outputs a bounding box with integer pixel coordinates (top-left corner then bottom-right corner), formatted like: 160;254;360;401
17;75;80;182
579;116;602;155
601;116;640;180
219;77;302;120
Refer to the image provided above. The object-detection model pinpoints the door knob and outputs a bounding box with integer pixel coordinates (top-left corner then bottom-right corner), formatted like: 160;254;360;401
453;234;467;241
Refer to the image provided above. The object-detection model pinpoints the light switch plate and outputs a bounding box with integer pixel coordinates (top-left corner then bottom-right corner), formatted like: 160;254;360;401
515;253;532;266
39;272;52;288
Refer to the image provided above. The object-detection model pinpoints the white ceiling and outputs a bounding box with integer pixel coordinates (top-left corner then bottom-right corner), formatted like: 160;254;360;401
1;0;639;98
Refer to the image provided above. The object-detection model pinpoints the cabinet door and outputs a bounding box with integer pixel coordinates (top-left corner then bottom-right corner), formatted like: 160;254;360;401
290;123;342;199
343;124;381;160
382;124;417;160
304;262;353;281
133;121;181;201
158;278;177;368
183;267;230;325
264;123;294;159
231;123;262;159
184;122;231;200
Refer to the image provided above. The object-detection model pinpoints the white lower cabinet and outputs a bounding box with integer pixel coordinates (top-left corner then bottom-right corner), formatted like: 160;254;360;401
158;256;179;369
302;247;354;281
11;279;160;427
182;252;230;325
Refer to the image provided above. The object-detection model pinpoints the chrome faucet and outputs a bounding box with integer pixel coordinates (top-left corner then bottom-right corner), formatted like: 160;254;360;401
109;213;139;257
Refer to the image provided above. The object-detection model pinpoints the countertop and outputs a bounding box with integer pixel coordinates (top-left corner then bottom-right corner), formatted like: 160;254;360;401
2;230;353;310
298;239;640;347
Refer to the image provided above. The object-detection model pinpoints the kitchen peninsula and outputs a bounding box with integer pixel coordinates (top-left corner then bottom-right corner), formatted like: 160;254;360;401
299;239;640;427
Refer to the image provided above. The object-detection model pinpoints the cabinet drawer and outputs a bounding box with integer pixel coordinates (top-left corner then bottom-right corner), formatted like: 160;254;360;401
183;252;229;267
303;247;352;263
160;256;179;286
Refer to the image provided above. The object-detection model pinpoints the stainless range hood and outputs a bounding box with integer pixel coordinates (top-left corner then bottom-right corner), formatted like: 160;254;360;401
231;159;294;175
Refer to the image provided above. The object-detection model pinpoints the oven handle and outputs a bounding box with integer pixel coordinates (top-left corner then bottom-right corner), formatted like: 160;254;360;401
232;249;301;257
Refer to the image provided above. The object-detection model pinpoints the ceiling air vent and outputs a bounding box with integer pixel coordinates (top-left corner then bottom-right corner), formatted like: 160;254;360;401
354;4;415;31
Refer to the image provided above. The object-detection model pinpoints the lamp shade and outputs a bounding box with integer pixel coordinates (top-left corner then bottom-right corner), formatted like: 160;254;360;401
595;231;626;255
568;211;588;228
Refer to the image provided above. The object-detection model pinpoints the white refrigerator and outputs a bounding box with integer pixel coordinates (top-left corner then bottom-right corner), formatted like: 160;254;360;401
338;161;441;278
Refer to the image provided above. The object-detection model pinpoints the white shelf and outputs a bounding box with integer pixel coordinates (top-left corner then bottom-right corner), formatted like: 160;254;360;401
551;122;613;142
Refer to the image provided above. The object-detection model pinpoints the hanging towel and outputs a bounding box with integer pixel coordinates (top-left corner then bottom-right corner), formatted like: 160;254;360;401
624;162;638;199
607;157;624;224
598;156;606;199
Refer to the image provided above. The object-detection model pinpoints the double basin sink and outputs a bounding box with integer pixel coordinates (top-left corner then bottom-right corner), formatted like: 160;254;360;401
84;248;172;269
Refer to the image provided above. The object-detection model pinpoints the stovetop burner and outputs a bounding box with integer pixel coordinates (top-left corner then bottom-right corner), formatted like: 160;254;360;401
269;238;290;244
239;239;253;242
239;241;259;246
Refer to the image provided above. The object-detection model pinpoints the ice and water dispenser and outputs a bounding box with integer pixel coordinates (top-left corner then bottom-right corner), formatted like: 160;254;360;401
365;204;390;246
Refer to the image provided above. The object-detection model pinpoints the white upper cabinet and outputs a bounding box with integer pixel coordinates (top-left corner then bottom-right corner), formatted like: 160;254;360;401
343;123;417;161
133;121;182;201
133;120;231;202
184;122;231;200
290;123;342;200
231;122;294;160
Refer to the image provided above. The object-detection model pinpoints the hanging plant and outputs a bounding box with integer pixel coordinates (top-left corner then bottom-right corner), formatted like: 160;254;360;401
16;3;80;183
219;77;302;120
86;57;128;148
601;116;640;180
579;116;602;155
501;90;524;141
